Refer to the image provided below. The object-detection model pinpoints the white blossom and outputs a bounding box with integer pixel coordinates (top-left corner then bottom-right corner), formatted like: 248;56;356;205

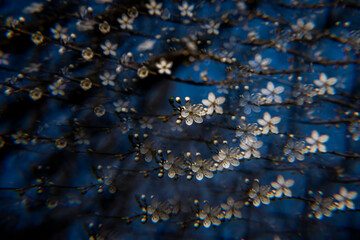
145;0;163;16
117;14;134;30
334;187;357;210
204;21;220;35
261;81;284;104
257;112;281;134
240;140;263;159
156;58;173;75
99;72;116;86
181;101;206;126
249;54;272;70
313;73;337;95
283;139;308;162
271;175;294;198
212;144;242;170
201;92;225;115
310;193;336;219
50;24;68;40
147;198;171;223
199;202;223;228
249;181;274;207
100;40;118;56
291;19;315;40
178;1;194;18
306;130;329;153
220;197;243;219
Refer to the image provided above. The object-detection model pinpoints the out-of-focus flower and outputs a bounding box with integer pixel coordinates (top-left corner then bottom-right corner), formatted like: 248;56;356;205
334;187;357;210
271;175;294;198
261;81;284;104
100;40;118;56
348;120;360;141
51;24;68;40
163;154;187;178
99;72;116;86
117;14;134;30
310;192;336;219
249;54;272;70
204;21;220;35
147;198;171;223
291;19;315;40
249;181;274;207
212;144;242;170
235;119;260;144
221;197;243;219
198;202;223;228
191;155;216;181
145;0;163;16
178;1;195;18
240;140;263;159
239;91;261;115
23;2;43;14
306;130;329;153
314;73;337;95
283;139;308;162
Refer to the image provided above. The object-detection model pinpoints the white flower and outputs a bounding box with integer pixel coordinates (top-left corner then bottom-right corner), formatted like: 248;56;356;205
283;139;308;162
100;40;118;56
201;92;225;115
23;2;43;14
178;1;194;18
220;197;243;219
100;72;116;86
181;101;206;126
163;154;187;178
306;130;329;153
147;198;171;223
137;39;156;52
212;144;242;170
50;23;68;40
257;112;281;134
240;140;263;159
191;155;215;181
249;54;272;70
249;181;274;207
291;19;315;40
235;120;260;144
239;91;261;115
261;81;284;103
310;193;336;219
140;140;153;162
204;21;220;35
113;99;130;112
313;73;337;95
49;78;66;96
156;58;173;75
199;202;223;228
145;0;163;16
334;187;357;210
271;175;294;198
117;14;134;30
